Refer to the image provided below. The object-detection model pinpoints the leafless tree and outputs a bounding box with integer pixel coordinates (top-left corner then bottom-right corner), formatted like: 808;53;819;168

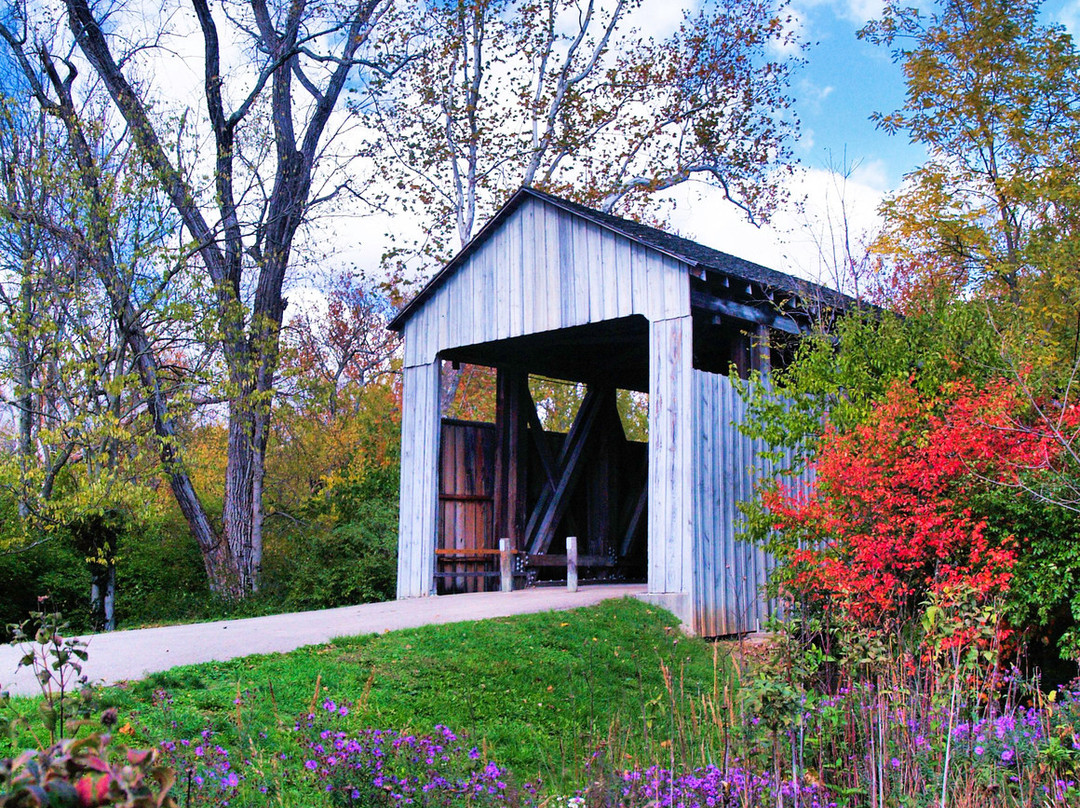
1;0;396;595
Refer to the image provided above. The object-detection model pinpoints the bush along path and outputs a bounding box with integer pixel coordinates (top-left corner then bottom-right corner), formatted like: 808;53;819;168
4;599;1080;807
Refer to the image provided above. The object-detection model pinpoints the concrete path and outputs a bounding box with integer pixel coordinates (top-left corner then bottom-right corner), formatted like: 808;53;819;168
0;584;647;696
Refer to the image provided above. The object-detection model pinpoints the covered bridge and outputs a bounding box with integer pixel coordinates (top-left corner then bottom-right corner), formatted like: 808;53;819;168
388;188;842;635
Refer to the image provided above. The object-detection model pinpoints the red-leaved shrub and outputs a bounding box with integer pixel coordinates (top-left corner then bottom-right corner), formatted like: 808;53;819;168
764;378;1073;646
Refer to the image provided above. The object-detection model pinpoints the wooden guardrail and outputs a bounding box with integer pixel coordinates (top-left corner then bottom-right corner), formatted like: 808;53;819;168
435;537;612;592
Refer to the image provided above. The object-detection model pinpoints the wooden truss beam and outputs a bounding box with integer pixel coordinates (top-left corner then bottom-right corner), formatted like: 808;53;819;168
690;289;803;335
493;369;528;548
524;387;612;555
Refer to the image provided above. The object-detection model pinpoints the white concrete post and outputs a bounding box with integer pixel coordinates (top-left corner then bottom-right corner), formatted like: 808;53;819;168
566;536;578;593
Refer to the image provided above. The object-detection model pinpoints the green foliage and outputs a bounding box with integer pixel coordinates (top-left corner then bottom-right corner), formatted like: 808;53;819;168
280;498;398;610
0;730;177;807
863;0;1080;365
0;497;214;638
0;540;90;643
67;512;124;574
112;515;211;629
738;301;1005;467
969;483;1080;661
260;415;402;613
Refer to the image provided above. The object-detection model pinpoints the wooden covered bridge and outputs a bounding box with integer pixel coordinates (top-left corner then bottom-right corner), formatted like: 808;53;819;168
388;188;842;636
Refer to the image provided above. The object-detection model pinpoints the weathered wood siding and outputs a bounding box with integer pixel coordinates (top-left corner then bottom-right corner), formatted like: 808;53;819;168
690;371;813;635
396;360;441;598
401;196;690;368
648;316;694;611
397;195;693;603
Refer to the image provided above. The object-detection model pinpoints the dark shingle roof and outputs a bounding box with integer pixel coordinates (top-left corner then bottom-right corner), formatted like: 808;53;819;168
388;187;851;331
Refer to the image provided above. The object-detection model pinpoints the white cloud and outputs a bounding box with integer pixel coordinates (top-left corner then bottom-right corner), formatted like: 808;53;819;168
840;0;884;25
849;158;889;192
797;78;835;115
630;0;693;39
658;165;887;294
792;0;883;26
1054;1;1080;36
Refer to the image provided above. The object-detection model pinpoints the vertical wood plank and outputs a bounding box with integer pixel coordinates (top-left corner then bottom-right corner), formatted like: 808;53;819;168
558;210;575;328
572;220;589;325
615;236;633;317
507;220;523;337
530;199;548;333
600;230;618;321
397;360;441;598
646;245;665;322
648;316;693;598
517;207;533;336
493;238;507;340
397;377;416;595
585;223;603;323
401;198;694;365
687;370;818;635
547;203;563;331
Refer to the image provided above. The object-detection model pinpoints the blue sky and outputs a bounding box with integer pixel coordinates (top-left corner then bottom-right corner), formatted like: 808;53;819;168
789;0;1079;188
655;0;1080;281
792;1;925;190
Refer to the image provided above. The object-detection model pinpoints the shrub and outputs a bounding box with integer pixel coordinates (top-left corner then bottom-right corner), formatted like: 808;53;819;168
282;499;398;611
113;514;210;628
761;378;1070;653
1;733;177;808
0;540;90;643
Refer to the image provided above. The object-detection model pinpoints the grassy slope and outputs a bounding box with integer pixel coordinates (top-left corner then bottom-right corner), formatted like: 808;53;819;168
71;597;726;785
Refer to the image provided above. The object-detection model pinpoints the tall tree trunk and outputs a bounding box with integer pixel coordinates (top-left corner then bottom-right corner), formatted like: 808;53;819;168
89;563;115;632
103;564;115;632
223;408;267;592
15;241;34;520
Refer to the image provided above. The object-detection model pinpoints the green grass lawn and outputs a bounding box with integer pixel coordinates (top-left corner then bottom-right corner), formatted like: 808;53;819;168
5;597;730;794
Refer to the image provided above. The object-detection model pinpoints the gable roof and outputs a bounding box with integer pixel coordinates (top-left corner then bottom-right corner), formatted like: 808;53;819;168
388;186;850;332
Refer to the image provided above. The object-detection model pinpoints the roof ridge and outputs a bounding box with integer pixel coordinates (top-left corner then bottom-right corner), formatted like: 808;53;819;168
388;187;853;332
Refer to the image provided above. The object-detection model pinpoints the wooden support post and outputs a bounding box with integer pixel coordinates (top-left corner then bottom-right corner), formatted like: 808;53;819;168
566;536;578;593
586;392;623;559
397;360;441;599
494;369;527;552
499;538;512;592
648;315;693;599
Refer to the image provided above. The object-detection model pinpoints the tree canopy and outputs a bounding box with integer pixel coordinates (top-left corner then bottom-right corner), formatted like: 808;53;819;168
863;0;1080;365
365;0;804;269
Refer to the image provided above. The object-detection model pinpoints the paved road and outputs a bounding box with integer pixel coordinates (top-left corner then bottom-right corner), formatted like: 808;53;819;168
0;584;647;696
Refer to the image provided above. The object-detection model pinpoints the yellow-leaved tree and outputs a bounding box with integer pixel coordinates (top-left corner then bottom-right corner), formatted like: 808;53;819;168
864;0;1080;369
